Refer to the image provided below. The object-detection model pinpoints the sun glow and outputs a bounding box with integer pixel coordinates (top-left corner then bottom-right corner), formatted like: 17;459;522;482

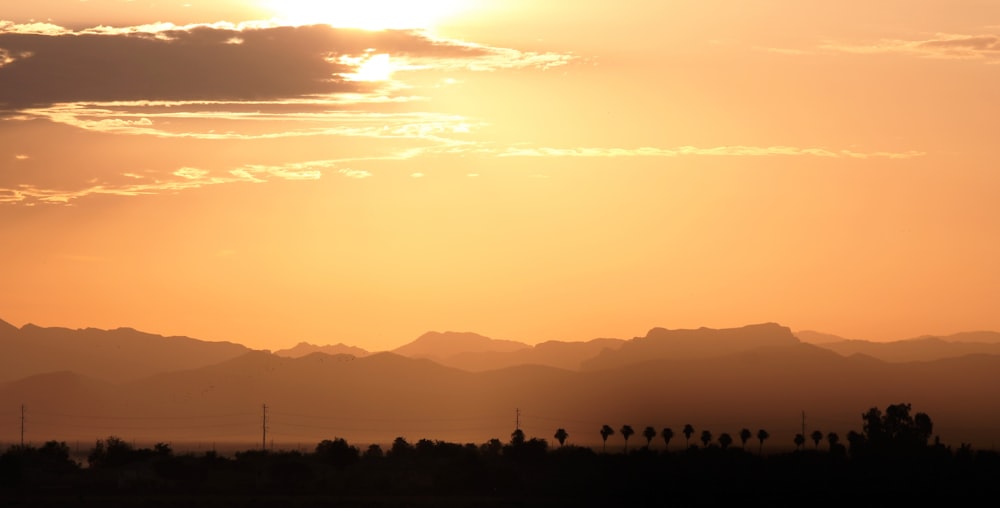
261;0;470;30
344;53;395;81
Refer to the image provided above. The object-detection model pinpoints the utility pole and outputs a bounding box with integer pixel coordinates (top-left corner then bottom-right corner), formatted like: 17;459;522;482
801;411;806;438
515;408;520;431
261;404;268;451
20;404;25;448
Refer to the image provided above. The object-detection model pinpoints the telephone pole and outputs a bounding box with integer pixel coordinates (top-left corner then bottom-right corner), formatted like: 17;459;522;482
515;408;520;431
261;404;268;451
20;404;25;448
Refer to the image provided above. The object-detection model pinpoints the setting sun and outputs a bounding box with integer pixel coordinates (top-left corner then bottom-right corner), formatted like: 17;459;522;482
260;0;470;30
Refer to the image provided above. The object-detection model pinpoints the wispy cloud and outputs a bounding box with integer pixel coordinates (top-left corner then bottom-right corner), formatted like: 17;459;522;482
338;168;373;179
820;32;1000;62
0;159;346;205
21;101;481;142
491;145;925;160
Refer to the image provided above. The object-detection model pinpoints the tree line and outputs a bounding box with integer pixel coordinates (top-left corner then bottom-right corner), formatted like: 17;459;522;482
2;403;998;505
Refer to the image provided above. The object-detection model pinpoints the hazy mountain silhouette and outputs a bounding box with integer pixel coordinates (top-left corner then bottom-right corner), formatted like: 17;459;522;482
391;331;530;362
816;337;1000;362
4;338;998;448
924;331;1000;343
0;319;251;383
0;318;18;336
580;323;799;371
794;330;850;344
438;338;626;372
4;320;1000;449
273;341;370;358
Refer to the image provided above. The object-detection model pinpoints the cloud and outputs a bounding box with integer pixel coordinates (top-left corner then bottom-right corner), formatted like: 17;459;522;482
492;145;925;160
0;159;345;205
820;33;1000;61
338;168;373;179
0;22;573;112
14;154;29;160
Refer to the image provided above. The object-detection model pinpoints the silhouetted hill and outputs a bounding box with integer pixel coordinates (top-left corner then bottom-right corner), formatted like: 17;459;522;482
0;318;18;336
4;321;1000;450
4;341;999;449
0;320;252;383
392;331;530;361
926;331;1000;343
816;337;1000;362
272;341;370;358
794;330;850;344
436;338;626;372
581;323;799;371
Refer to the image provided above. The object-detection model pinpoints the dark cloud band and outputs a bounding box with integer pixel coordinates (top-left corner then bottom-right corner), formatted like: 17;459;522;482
0;24;486;110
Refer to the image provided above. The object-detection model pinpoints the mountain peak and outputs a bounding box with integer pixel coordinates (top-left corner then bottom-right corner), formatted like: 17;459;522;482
0;318;18;337
273;341;370;358
582;323;800;371
393;331;530;360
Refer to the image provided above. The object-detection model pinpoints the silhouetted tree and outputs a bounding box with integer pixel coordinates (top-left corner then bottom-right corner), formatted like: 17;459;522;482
718;432;733;450
661;427;674;451
642;426;657;449
826;432;840;451
858;402;935;455
683;424;695;448
620;425;635;452
700;430;712;448
88;436;134;469
739;428;752;450
510;428;526;446
315;438;359;467
794;433;806;451
757;429;769;455
846;430;865;455
480;438;503;457
600;425;615;453
389;437;414;458
364;443;383;459
554;428;569;447
810;430;823;449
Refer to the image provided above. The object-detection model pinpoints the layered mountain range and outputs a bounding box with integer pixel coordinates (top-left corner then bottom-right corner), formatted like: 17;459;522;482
2;318;999;450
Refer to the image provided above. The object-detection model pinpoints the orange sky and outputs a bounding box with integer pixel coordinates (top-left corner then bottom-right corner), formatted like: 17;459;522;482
1;1;998;351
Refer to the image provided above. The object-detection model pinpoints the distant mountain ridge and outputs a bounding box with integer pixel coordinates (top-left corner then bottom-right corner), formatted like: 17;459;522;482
814;337;1000;362
581;323;799;371
0;319;251;383
391;331;530;360
273;342;370;358
3;340;999;448
3;318;1000;447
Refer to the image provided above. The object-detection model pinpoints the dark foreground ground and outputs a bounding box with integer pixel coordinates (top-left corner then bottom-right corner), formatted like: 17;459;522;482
4;437;999;507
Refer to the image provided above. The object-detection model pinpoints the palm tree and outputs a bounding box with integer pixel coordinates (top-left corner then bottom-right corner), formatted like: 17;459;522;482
661;428;674;452
718;432;733;450
682;424;695;449
827;432;840;451
600;425;614;453
794;433;806;451
700;430;712;448
739;428;752;450
554;428;569;447
810;430;823;449
620;425;635;452
642;426;656;449
756;429;769;455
